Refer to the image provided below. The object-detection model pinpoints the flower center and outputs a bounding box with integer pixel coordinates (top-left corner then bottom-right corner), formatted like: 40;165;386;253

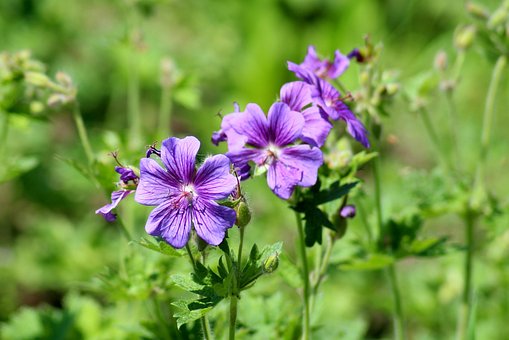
180;184;196;204
264;145;280;166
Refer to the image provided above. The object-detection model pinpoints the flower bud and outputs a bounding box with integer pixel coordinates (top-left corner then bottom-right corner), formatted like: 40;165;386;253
235;201;251;228
487;6;508;29
466;2;490;20
25;72;51;87
262;252;279;273
434;50;448;72
454;25;476;50
340;205;356;219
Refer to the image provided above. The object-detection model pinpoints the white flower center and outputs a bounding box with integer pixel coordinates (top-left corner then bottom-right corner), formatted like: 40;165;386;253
181;184;196;203
264;144;281;165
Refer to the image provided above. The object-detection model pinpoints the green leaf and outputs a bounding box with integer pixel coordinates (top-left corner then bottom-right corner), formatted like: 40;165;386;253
134;237;184;257
171;300;212;329
0;156;39;183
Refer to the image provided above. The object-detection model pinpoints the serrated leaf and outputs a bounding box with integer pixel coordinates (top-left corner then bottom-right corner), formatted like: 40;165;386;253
134;237;184;257
170;274;204;292
339;254;394;271
171;299;212;329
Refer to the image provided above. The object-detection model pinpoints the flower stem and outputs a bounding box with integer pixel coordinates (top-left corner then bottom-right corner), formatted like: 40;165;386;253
128;35;142;150
229;294;238;340
457;55;506;340
372;142;405;340
457;212;475;340
295;210;311;340
310;232;334;312
229;227;244;340
71;104;95;168
158;83;173;138
185;244;196;271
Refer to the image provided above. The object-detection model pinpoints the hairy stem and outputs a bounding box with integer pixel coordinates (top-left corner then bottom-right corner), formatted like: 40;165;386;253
229;294;238;340
229;227;245;340
295;211;311;340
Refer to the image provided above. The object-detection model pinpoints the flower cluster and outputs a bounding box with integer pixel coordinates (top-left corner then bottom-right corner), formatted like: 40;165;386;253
212;45;369;200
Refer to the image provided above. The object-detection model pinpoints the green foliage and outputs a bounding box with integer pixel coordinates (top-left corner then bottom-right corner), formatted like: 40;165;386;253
292;180;358;246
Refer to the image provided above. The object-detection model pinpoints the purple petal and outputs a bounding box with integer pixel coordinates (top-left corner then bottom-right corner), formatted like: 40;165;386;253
300;106;333;147
161;136;200;184
192;199;236;246
302;45;323;71
280;81;312;111
345;116;370;148
211;130;227;146
135;158;179;206
288;61;316;84
145;200;192;249
279;145;323;187
221;111;249;151
195;155;237;200
267;102;304;147
96;190;134;221
267;145;323;200
115;166;138;183
230;103;269;148
226;148;265;180
326;50;350;79
311;78;341;120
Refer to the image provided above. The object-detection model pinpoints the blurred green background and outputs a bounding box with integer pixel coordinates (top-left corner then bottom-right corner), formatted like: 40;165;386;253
1;0;508;339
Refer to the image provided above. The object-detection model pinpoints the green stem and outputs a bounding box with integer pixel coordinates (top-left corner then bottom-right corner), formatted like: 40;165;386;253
158;84;173;138
457;212;475;340
0;111;9;161
229;294;238;340
185;244;196;271
229;227;245;340
115;216;132;241
372;138;405;340
419;107;453;174
310;232;334;312
357;199;373;246
387;264;404;340
457;55;506;340
186;245;212;339
71;104;95;168
128;38;141;150
295;211;310;340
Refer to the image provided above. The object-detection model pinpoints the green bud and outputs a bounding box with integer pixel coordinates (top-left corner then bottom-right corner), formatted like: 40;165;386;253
262;252;279;273
235;201;251;228
487;7;508;29
466;2;490;20
454;25;476;50
56;72;73;87
30;101;45;114
25;72;51;87
385;83;399;96
434;50;448;72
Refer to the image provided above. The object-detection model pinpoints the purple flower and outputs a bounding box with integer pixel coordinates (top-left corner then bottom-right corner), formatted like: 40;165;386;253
115;166;138;184
340;204;356;219
135;136;237;248
311;78;370;148
211;102;245;150
288;46;350;80
96;190;134;222
225;102;323;200
96;165;139;222
280;81;332;147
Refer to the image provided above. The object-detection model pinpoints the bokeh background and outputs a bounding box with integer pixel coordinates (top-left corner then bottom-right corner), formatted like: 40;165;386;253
1;0;508;339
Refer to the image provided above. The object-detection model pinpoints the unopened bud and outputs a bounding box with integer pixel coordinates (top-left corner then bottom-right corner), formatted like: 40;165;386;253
30;101;45;114
25;72;50;87
454;25;476;50
434;51;448;72
262;252;279;273
56;72;73;87
235;201;251;228
340;205;356;219
466;2;490;20
488;7;508;29
385;83;399;96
